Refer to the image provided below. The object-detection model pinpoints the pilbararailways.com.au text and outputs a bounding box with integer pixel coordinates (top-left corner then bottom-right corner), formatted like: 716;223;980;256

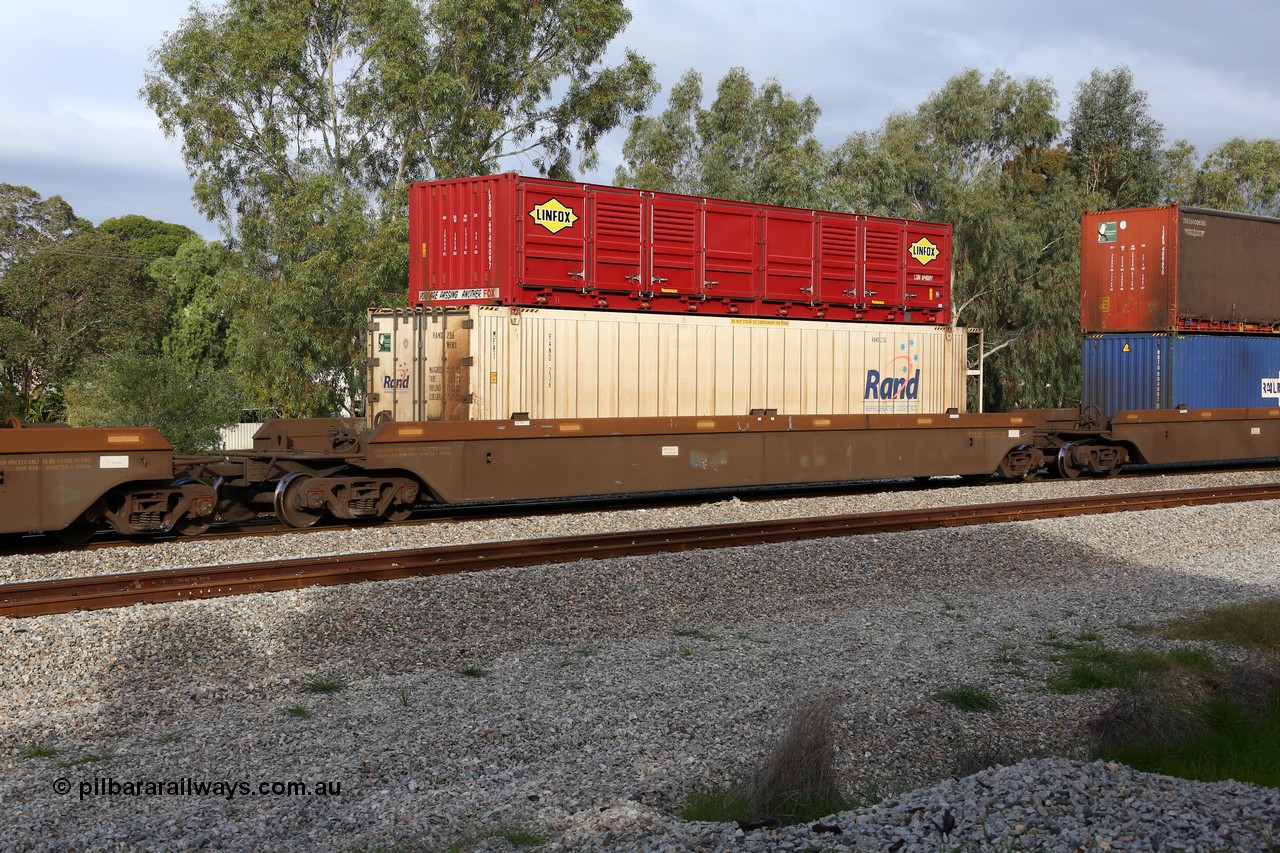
53;776;342;801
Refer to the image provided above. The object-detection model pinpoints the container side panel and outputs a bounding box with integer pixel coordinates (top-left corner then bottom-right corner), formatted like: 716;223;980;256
410;175;953;323
588;187;643;295
636;322;659;416
413;176;506;306
650;195;702;297
1177;210;1280;326
1080;207;1175;333
815;215;860;306
703;201;759;300
862;218;907;317
378;308;970;421
1082;333;1280;416
903;221;952;322
1081;335;1168;417
443;313;472;420
518;181;589;292
761;208;816;304
1170;334;1280;409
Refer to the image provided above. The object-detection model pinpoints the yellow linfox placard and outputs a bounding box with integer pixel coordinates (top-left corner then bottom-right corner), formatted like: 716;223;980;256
529;199;579;233
909;237;939;265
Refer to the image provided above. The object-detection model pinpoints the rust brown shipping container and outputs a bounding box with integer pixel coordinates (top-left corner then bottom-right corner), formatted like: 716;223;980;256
1081;205;1280;334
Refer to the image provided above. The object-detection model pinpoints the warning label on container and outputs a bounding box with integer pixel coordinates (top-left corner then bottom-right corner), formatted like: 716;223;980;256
1097;222;1118;243
730;318;789;327
428;288;500;301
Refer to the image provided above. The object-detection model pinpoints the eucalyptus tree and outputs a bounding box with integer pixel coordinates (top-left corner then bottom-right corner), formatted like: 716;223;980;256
0;183;87;275
1066;66;1165;208
144;0;655;415
1192;137;1280;216
0;228;159;421
832;69;1085;410
615;67;829;208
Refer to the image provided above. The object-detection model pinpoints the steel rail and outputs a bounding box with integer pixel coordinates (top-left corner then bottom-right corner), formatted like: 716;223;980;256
4;483;1279;619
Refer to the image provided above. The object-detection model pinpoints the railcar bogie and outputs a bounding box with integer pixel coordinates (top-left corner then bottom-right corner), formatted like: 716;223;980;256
0;420;217;541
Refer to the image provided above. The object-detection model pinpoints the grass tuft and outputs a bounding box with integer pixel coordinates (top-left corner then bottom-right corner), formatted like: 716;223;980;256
931;684;1000;713
282;704;312;719
682;694;868;827
21;745;57;759
1081;599;1280;788
1158;599;1280;655
456;666;487;678
302;678;346;695
444;825;544;852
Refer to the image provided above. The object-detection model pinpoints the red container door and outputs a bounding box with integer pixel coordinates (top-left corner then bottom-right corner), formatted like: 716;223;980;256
518;182;589;294
648;195;702;302
815;214;860;307
903;221;951;321
1080;207;1176;333
588;187;643;294
411;177;507;306
761;208;816;305
863;217;908;320
703;200;758;302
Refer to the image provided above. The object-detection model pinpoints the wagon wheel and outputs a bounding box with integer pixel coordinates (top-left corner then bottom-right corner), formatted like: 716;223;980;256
51;521;96;547
382;484;418;522
1055;444;1084;479
172;477;215;536
176;515;214;536
214;477;258;524
273;472;323;529
384;504;414;522
996;448;1033;481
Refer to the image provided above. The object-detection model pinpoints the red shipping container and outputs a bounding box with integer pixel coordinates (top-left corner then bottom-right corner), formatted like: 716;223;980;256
409;174;952;324
1081;205;1280;334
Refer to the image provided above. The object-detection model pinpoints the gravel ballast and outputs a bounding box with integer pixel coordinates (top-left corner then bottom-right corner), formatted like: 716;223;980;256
1;473;1278;851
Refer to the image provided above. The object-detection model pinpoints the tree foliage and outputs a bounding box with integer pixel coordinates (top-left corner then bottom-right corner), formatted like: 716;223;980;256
830;69;1086;409
1067;66;1165;208
99;215;198;260
144;0;653;416
144;0;654;225
66;349;242;453
1190;138;1280;216
616;68;828;208
149;236;235;368
0;227;162;420
0;184;87;276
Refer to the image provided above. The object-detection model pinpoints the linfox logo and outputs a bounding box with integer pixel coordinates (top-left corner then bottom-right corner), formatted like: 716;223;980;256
529;198;579;234
383;368;410;390
908;237;939;265
865;341;922;400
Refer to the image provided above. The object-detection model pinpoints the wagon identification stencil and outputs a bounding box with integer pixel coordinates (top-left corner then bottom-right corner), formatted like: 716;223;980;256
529;199;579;233
908;237;939;265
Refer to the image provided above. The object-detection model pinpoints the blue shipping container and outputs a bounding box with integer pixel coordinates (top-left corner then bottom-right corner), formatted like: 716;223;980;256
1082;334;1280;417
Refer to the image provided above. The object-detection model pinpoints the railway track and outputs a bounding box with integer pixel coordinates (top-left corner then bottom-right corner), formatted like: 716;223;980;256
4;482;1279;619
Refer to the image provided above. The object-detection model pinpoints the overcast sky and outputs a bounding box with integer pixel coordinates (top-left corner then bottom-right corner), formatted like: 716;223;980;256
3;1;1278;241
